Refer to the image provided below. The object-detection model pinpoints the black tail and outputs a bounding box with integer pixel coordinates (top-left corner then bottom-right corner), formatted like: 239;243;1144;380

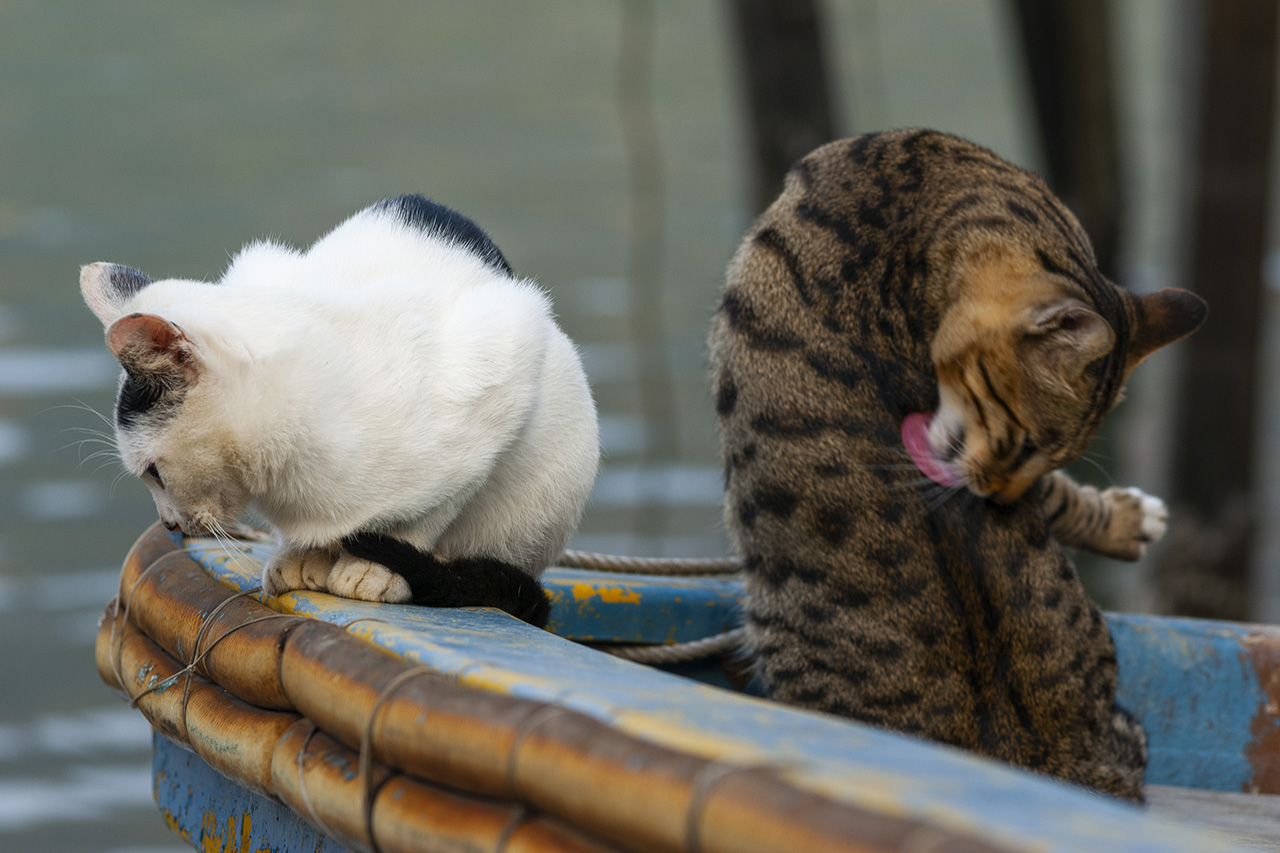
340;532;551;628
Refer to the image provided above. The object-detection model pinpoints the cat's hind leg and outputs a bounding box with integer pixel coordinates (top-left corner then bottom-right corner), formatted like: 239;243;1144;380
328;552;412;603
262;546;339;597
1040;471;1167;560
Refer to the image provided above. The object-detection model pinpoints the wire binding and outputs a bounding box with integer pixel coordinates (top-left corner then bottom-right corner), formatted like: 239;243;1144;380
358;666;432;853
684;760;744;853
505;703;569;802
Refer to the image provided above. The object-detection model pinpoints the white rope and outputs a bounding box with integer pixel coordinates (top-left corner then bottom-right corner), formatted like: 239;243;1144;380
596;627;746;664
558;550;741;576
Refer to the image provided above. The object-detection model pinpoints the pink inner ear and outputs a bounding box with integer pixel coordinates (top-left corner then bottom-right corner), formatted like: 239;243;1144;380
104;314;198;384
105;313;179;360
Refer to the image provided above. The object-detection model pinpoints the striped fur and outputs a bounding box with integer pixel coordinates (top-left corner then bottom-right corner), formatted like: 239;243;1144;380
709;130;1205;800
1041;472;1167;562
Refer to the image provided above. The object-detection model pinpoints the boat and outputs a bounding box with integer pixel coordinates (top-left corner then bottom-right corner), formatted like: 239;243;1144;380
95;522;1280;852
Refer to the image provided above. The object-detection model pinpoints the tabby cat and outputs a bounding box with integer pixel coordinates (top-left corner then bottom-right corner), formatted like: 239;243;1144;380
708;129;1206;800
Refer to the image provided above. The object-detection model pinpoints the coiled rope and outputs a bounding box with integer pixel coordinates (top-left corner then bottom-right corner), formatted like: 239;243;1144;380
557;549;741;576
557;551;746;665
595;627;746;664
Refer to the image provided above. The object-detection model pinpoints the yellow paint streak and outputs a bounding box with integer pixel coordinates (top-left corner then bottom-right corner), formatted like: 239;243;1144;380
199;810;221;853
598;586;641;604
195;809;257;853
456;665;557;696
610;708;769;763
159;807;192;843
571;582;641;604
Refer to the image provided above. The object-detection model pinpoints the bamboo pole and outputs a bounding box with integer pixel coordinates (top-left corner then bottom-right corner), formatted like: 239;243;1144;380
97;524;1014;853
97;601;621;853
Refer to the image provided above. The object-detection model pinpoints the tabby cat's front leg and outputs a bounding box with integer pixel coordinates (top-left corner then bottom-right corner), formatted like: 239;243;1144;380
1040;470;1168;560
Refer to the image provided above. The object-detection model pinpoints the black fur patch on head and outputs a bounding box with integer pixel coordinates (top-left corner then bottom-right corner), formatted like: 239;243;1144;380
115;370;179;430
374;194;514;277
105;264;154;301
340;532;550;627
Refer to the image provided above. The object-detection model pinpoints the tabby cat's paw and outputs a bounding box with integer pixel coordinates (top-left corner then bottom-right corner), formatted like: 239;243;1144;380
328;553;412;603
1102;486;1167;561
262;547;338;597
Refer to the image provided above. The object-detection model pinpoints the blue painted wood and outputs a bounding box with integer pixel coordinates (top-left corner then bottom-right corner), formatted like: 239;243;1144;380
178;538;1258;852
543;568;744;643
153;731;351;853
1111;613;1280;793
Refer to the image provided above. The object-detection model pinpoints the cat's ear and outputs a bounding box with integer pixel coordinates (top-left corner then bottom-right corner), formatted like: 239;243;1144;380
1030;300;1115;367
80;262;153;325
1125;288;1208;373
105;313;201;384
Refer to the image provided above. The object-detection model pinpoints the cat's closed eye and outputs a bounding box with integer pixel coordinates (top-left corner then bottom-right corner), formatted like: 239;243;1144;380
1014;438;1038;466
145;463;164;488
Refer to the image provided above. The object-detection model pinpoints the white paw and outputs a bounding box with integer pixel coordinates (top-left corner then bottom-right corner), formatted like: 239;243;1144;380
262;547;337;597
328;553;412;603
1124;486;1168;548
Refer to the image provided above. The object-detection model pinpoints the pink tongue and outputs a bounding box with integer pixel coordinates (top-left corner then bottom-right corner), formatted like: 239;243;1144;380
902;412;967;488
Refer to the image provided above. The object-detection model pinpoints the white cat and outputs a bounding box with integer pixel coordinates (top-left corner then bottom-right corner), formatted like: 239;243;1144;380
81;195;599;625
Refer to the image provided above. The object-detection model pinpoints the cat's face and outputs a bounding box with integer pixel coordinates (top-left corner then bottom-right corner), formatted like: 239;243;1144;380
82;263;251;536
925;250;1206;503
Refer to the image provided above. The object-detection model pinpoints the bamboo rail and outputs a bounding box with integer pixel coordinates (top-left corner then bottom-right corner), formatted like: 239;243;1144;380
96;523;1015;853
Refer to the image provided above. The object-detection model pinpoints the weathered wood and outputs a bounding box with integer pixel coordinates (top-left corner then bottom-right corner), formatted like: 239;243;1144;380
103;525;1028;853
96;605;299;797
1160;0;1279;620
725;0;840;214
1148;786;1280;851
1009;0;1123;277
114;529;297;709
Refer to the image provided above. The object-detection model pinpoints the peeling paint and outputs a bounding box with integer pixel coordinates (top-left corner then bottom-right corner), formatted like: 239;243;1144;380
154;733;349;852
1243;629;1280;792
167;537;1266;852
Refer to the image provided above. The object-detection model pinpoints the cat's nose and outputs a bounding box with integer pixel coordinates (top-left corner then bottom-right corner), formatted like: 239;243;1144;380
941;427;965;461
163;519;182;533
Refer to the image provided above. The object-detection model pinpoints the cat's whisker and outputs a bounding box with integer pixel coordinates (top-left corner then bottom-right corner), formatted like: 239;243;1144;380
206;518;256;577
61;439;120;464
77;453;125;475
56;426;120;461
1073;453;1114;486
61;435;117;451
90;460;124;478
59;425;117;440
43;400;116;429
61;441;112;461
108;468;133;496
75;445;118;459
888;476;940;493
925;485;966;515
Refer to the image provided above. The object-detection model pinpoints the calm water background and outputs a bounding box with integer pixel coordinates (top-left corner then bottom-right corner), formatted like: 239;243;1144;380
0;2;1266;850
